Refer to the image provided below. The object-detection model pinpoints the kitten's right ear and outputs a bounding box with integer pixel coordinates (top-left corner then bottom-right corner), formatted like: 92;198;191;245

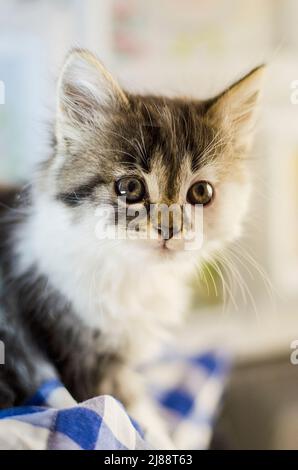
56;49;128;139
206;65;265;151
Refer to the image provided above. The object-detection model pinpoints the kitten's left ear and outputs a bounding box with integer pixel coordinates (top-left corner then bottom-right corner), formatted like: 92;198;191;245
56;48;128;139
206;65;266;150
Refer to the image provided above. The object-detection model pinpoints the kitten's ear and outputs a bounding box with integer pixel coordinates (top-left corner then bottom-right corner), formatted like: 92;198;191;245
56;49;128;137
206;65;265;150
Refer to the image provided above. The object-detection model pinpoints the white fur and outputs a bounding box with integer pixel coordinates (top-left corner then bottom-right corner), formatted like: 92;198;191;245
14;193;194;365
14;160;250;369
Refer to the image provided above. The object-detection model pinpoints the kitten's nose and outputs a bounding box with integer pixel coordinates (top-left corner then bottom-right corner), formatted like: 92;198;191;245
156;224;180;240
153;204;183;240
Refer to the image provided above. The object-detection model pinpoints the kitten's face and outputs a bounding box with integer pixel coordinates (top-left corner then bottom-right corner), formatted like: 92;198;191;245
41;50;263;265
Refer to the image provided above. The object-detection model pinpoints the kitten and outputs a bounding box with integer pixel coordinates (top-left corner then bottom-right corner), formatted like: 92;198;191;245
0;49;264;447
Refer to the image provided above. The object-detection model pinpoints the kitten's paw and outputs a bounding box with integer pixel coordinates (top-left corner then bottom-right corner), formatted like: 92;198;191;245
128;398;176;450
99;365;175;449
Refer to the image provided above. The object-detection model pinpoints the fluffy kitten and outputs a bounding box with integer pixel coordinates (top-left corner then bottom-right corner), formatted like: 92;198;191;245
0;49;264;447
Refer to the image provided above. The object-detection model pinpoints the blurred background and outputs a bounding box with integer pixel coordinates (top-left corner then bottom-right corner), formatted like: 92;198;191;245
0;0;298;449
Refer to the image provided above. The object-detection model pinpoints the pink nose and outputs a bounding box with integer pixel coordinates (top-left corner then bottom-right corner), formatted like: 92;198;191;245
155;224;180;240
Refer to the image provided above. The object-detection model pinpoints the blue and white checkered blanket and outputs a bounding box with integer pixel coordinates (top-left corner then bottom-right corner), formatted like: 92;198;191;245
0;350;230;450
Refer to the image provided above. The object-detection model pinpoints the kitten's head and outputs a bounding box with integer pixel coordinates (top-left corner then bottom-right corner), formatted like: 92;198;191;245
41;49;264;266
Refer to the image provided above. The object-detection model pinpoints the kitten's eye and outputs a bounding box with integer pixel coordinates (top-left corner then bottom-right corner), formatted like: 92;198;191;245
115;177;146;203
187;181;214;206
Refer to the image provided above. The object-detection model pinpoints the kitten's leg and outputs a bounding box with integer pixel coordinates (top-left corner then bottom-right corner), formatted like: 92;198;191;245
0;297;57;408
99;365;175;449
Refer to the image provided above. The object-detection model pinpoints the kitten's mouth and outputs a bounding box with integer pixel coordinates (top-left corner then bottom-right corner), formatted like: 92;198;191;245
157;240;177;258
152;240;171;255
158;240;173;252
